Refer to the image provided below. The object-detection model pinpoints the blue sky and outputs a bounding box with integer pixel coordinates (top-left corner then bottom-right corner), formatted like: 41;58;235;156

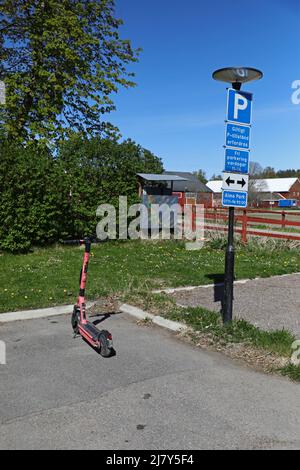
111;0;300;179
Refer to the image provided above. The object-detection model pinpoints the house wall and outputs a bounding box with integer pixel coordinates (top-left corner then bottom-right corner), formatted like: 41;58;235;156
284;180;300;200
212;193;222;207
172;191;213;208
198;192;213;208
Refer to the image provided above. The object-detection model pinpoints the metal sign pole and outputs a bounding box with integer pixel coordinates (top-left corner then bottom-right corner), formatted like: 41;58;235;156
223;80;240;323
212;66;263;324
223;206;235;323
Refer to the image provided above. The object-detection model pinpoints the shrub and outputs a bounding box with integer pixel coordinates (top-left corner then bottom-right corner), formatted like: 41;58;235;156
0;141;68;252
0;136;163;252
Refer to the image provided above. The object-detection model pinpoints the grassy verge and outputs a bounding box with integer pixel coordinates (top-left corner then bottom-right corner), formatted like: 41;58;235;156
281;364;300;381
0;238;299;312
122;290;300;382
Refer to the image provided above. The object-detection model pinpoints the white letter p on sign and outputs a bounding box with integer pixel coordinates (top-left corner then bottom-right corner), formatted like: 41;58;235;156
234;93;248;120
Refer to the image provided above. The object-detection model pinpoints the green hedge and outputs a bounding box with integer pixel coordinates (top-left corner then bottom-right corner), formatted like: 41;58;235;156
0;137;163;252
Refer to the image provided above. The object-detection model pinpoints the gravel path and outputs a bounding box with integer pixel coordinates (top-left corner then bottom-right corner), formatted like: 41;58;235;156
169;273;300;337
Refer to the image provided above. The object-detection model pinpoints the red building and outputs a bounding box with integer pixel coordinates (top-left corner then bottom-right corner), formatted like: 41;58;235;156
163;171;213;208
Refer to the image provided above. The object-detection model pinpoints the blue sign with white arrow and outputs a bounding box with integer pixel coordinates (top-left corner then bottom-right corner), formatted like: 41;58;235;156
225;123;250;150
224;148;249;174
222;190;248;208
227;89;252;125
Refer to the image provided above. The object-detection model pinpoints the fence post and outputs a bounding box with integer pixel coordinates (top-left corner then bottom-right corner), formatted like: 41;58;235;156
242;209;248;244
281;211;286;229
192;205;196;232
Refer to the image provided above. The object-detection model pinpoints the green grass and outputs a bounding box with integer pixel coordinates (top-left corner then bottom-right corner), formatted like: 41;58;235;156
177;309;295;357
281;364;300;381
0;239;299;313
124;290;300;381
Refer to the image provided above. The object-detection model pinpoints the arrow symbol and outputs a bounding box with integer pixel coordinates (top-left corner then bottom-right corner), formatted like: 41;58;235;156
226;177;235;186
237;178;246;188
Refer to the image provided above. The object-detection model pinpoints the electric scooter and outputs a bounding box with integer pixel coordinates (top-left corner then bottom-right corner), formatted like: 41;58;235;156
64;237;114;357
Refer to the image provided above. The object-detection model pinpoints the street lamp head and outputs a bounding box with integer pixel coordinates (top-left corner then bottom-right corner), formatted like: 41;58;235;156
212;67;263;90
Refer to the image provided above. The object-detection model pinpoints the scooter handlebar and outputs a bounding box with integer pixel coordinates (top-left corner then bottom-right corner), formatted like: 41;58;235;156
63;237;103;245
63;239;84;245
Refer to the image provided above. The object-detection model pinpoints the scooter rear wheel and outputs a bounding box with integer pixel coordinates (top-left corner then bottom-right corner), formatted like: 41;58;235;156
98;330;113;357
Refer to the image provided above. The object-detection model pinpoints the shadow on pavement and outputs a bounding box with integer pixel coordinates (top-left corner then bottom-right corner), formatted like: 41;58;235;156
205;273;225;313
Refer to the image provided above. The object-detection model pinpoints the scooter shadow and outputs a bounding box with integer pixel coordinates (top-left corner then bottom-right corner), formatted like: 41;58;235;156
92;313;111;326
91;310;122;326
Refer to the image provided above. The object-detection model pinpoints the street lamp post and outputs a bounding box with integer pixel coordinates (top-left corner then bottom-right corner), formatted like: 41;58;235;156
212;67;263;324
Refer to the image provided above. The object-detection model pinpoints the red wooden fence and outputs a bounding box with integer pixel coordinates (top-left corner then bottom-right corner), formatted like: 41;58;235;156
192;207;300;242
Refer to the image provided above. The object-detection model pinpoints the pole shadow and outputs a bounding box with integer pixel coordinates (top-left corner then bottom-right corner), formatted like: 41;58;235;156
204;273;225;315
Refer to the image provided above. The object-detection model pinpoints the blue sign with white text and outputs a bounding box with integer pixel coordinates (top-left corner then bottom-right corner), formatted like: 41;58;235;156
224;148;249;174
227;89;252;125
222;190;248;208
226;123;250;150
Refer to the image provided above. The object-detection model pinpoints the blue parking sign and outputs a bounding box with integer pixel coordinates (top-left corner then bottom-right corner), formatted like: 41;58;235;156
224;148;249;174
227;89;252;125
225;123;250;150
222;190;248;208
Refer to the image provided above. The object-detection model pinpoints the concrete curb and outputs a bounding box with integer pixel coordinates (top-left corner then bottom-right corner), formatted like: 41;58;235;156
0;303;94;323
0;301;187;336
153;272;300;294
120;303;187;333
153;279;248;294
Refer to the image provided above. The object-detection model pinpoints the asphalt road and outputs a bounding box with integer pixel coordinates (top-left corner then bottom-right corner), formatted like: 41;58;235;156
0;312;300;450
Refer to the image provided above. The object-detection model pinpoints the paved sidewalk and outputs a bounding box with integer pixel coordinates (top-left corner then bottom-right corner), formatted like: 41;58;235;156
170;273;300;337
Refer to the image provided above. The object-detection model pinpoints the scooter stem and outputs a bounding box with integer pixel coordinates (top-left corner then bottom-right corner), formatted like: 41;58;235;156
78;237;92;324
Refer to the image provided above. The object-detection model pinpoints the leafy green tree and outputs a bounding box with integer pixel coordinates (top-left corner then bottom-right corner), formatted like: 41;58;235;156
192;169;207;184
57;136;163;238
261;166;276;178
0;0;140;144
275;169;300;178
210;173;222;181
